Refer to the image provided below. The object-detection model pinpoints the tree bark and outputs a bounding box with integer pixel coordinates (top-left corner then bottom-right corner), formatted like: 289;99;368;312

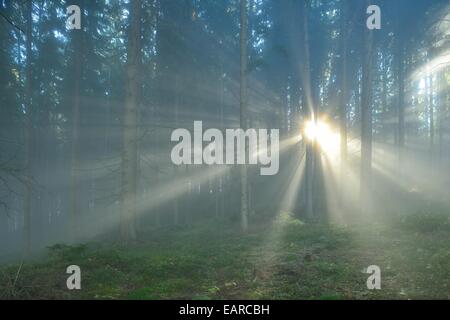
121;0;142;242
23;0;33;255
339;0;348;201
360;0;374;211
438;72;444;163
429;73;434;153
396;3;405;172
240;0;248;232
69;0;84;242
173;75;180;225
300;0;314;220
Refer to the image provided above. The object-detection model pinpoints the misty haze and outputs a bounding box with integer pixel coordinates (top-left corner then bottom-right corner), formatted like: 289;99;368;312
0;0;449;301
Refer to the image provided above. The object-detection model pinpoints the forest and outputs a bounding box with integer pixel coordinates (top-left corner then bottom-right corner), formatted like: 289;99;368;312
0;0;449;300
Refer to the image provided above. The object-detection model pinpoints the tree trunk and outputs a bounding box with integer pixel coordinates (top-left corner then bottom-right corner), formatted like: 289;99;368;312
220;57;225;218
121;0;142;242
396;4;405;172
173;75;180;225
360;0;374;211
300;0;314;220
240;0;248;232
23;0;33;255
429;73;434;154
438;72;444;163
339;0;348;201
69;0;84;242
381;53;388;141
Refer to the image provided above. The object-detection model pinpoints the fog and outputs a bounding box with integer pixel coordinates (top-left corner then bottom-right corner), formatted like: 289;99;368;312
0;0;449;300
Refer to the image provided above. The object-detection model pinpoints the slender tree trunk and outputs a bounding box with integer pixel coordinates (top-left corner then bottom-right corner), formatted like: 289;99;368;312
438;73;444;163
173;75;180;225
300;0;314;220
281;83;287;136
121;0;142;242
215;60;225;219
429;73;434;154
240;0;248;232
339;0;348;201
23;0;33;255
381;53;388;141
69;0;84;242
396;5;405;173
360;1;374;212
220;58;225;218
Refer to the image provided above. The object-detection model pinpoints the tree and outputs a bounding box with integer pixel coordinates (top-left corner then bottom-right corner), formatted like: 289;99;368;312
240;0;249;232
339;0;348;198
396;0;406;172
23;0;33;254
69;0;84;242
121;0;142;242
360;0;374;211
300;0;314;220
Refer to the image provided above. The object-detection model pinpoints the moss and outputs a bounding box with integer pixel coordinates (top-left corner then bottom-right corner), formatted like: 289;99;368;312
1;216;449;300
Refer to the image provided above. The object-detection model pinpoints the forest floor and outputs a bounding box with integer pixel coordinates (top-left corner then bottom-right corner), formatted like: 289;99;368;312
1;210;450;300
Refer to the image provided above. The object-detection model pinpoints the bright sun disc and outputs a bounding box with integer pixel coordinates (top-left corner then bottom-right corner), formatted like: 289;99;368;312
303;120;340;154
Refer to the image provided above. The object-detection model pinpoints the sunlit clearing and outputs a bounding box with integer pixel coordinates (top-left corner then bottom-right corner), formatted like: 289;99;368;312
303;120;340;155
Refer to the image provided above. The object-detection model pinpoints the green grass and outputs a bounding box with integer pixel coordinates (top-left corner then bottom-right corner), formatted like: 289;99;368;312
1;212;449;300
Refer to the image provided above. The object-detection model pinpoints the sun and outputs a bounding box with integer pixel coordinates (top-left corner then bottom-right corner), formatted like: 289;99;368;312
303;119;340;155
